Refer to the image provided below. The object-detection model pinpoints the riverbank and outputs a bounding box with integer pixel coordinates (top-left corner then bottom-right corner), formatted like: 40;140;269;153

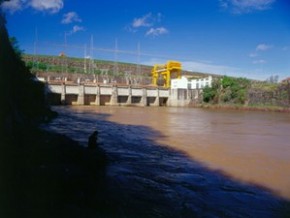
192;103;290;113
0;126;111;218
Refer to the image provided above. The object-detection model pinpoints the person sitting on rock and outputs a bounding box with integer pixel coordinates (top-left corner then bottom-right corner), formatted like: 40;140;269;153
88;130;98;149
87;130;108;175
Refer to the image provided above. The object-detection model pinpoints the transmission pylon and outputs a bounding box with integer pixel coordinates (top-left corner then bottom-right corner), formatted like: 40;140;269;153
114;38;119;76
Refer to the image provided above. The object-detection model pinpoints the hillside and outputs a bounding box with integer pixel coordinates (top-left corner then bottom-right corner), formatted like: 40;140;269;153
22;54;214;84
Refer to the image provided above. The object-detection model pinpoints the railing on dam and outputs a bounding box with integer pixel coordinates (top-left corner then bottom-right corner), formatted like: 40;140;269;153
46;82;171;106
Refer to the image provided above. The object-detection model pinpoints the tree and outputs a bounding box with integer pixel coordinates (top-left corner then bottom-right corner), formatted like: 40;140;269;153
220;76;250;104
221;76;235;89
202;78;220;103
203;86;216;103
202;76;250;105
9;36;24;58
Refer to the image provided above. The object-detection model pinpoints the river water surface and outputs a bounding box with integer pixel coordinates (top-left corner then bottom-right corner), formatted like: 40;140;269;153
44;106;290;217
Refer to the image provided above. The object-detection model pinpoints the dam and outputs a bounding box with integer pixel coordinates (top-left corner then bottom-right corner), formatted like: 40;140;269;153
46;82;200;107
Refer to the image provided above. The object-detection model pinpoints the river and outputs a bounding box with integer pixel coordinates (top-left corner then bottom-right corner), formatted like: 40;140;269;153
43;106;290;217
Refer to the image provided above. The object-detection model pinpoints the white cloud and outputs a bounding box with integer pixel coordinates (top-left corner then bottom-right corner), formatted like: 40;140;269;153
146;27;168;37
1;0;24;13
220;0;276;13
131;12;163;29
256;43;272;51
253;59;266;64
65;25;85;36
68;25;85;35
132;13;153;28
1;0;64;13
62;12;82;24
72;25;84;33
129;12;168;37
30;0;63;13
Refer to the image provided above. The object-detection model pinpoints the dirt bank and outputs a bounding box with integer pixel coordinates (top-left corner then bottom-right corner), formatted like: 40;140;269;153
192;103;290;113
0;127;110;218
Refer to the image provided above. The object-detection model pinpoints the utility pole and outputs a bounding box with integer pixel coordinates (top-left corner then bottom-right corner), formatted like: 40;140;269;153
90;35;94;75
84;44;87;74
64;32;67;74
136;42;141;84
114;38;119;76
33;27;38;73
136;42;141;74
288;80;290;106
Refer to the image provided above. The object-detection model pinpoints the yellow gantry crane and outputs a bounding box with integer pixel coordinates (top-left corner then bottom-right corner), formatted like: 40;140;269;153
151;61;182;88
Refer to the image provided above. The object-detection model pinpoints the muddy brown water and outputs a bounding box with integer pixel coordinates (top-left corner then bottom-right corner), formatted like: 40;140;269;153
44;106;290;217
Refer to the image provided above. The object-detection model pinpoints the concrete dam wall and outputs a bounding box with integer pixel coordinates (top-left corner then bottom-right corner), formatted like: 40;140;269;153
46;83;201;107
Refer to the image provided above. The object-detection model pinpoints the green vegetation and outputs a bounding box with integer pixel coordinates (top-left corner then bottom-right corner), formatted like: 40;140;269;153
202;75;290;109
22;54;214;81
221;77;250;104
202;78;220;103
9;36;24;58
26;61;49;71
23;54;152;76
203;76;250;104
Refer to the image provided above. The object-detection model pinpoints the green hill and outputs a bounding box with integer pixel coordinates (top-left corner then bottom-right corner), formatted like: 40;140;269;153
22;54;214;84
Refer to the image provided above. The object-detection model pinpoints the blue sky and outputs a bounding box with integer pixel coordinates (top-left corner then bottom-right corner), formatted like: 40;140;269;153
2;0;290;80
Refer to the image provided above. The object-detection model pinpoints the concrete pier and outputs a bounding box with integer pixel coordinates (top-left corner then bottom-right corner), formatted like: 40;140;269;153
95;85;101;106
110;86;118;106
141;88;147;106
127;86;132;105
77;85;85;105
61;83;66;105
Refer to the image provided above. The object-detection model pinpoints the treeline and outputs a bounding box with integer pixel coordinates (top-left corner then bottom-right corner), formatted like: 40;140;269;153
202;76;290;108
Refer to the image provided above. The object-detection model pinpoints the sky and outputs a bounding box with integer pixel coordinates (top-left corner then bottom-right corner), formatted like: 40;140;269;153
2;0;290;80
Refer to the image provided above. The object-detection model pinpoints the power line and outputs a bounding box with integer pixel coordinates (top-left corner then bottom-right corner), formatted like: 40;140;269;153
33;41;178;59
136;42;141;74
114;38;119;75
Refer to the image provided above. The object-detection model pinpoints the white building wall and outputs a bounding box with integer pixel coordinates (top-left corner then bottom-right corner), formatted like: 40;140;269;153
190;76;212;89
171;76;213;90
171;76;188;89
